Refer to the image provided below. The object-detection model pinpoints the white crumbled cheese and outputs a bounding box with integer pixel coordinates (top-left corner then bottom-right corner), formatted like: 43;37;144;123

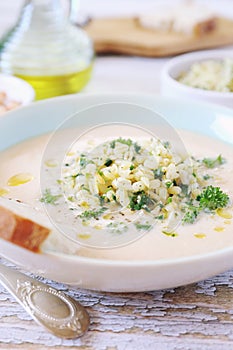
178;59;233;92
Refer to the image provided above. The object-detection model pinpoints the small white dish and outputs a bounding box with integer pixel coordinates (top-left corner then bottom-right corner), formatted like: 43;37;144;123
161;50;233;108
0;74;35;107
0;93;233;292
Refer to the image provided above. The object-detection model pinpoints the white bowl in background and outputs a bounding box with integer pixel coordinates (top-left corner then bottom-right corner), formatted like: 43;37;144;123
161;50;233;109
0;74;35;106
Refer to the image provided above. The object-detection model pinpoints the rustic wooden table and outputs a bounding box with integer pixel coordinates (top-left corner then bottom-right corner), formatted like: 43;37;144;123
1;1;233;349
1;258;233;349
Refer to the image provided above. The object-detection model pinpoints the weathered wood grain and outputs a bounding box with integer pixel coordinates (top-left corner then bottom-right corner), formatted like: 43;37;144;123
1;259;233;350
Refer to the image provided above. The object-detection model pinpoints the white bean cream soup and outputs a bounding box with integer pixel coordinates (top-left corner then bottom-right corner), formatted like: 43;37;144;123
0;128;232;261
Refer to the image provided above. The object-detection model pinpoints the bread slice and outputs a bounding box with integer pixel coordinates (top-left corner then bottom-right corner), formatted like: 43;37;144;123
0;203;50;252
0;198;80;255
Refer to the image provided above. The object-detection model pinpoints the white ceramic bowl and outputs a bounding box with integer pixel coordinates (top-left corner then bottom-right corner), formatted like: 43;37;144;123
161;50;233;109
0;93;233;292
0;74;35;107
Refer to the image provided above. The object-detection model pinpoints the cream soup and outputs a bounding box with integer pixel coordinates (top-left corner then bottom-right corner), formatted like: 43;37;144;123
0;130;232;261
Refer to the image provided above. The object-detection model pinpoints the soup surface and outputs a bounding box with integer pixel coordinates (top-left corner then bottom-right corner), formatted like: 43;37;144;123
0;129;232;261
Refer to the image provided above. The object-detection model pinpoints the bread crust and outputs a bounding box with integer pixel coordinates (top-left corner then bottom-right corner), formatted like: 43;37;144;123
0;205;50;252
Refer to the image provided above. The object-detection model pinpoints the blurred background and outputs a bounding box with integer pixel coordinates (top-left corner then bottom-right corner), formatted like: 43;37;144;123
0;0;232;103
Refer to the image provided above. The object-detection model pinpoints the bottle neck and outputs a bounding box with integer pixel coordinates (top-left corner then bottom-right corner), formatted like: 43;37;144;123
20;0;67;31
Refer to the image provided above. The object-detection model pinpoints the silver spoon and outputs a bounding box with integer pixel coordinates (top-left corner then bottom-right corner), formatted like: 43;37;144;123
0;263;90;338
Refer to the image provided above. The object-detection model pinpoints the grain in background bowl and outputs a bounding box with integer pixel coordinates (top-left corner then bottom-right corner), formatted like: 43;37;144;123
161;50;233;108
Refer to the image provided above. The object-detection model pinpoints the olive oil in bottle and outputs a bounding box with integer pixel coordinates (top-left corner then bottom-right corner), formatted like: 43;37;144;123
0;0;94;100
16;65;93;100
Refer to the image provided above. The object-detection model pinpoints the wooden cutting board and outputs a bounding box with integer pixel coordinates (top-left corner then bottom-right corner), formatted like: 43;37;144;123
85;17;233;57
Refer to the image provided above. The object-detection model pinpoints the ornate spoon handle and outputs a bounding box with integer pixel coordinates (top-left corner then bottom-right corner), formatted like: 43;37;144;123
0;263;90;338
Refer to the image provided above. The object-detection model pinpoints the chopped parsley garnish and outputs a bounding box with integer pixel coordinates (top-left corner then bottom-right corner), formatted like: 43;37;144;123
104;159;113;167
155;214;164;220
165;181;173;188
153;167;164;180
203;174;211;180
202;154;226;168
115;137;133;146
182;185;229;224
72;173;81;179
79;155;87;167
40;189;62;205
79;207;107;220
98;195;106;206
163;141;170;149
79;154;94;168
182;207;199;224
110;137;141;154
107;222;128;234
180;184;189;196
197;185;229;211
129;191;155;212
134;142;141;154
110;140;116;148
130;165;135;171
134;223;152;231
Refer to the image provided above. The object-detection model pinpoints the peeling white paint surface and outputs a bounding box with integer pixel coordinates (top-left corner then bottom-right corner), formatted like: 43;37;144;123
1;258;233;349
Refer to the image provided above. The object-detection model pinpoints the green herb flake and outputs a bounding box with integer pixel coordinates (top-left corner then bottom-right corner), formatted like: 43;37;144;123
110;140;116;149
78;207;107;220
104;159;113;167
202;154;226;168
182;209;199;224
135;223;152;231
180;184;189;196
129;191;155;212
182;185;229;224
134;142;141;154
107;221;128;234
40;189;62;205
203;174;211;180
163;141;170;149
98;195;106;206
165;181;173;188
72;173;81;179
79;156;87;168
153;167;164;180
155;214;164;220
115;137;133;146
